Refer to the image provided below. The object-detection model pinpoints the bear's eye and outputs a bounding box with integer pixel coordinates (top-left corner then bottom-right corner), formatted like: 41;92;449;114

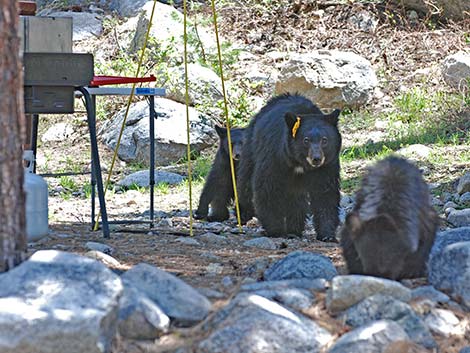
303;137;310;146
321;137;328;146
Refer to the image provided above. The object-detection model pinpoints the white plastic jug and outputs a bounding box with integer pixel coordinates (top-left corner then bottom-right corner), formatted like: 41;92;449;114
23;150;49;241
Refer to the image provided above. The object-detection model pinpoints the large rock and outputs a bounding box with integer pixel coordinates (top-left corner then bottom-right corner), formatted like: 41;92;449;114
428;241;470;308
0;250;123;353
101;98;216;166
117;284;170;340
166;64;223;107
392;0;470;20
429;227;470;261
442;52;470;90
121;263;211;326
274;51;377;109
263;250;338;281
198;293;333;353
326;275;412;314
46;11;103;41
328;320;409;353
341;294;436;349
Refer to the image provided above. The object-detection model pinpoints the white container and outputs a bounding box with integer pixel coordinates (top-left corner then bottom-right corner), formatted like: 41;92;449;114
23;150;49;241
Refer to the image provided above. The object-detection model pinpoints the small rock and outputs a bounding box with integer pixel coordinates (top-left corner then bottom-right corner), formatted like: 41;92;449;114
447;209;470;227
118;170;184;188
157;218;173;228
326;275;412;314
198;232;229;245
196;287;225;300
397;144;432;159
84;250;122;268
424;308;465;337
206;263;224;275
41;122;74;143
200;252;221;261
122;263;211;327
264;250;338;281
429;227;470;260
253;287;316;311
175;237;201;246
411;285;450;304
328;320;409;353
221;276;234;288
243;236;277;250
459;192;470;204
85;241;114;255
457;173;470;194
442;52;470;90
341;294;436;348
118;284;170;340
444;201;458;210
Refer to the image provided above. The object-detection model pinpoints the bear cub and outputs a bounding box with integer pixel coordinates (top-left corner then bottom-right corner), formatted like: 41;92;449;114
340;156;439;280
194;125;244;222
237;93;342;241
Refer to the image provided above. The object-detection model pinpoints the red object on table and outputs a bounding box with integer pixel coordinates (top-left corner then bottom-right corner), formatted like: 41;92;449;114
89;75;157;87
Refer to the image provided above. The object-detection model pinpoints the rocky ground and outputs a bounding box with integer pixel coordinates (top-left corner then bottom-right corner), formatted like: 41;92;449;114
19;1;470;352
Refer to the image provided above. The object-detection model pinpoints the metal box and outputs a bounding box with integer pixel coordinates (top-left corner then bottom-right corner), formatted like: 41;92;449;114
23;53;94;114
19;16;72;53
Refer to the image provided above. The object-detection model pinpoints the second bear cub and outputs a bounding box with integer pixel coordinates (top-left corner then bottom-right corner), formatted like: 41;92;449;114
194;125;244;222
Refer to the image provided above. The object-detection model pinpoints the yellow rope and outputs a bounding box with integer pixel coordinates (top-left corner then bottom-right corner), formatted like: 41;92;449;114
94;0;158;231
183;0;194;236
210;0;242;231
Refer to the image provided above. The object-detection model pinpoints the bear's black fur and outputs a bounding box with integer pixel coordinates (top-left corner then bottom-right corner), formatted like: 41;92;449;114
340;156;439;280
237;93;342;241
194;125;244;222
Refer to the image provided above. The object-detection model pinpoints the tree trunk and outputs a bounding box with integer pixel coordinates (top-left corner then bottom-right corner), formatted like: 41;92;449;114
0;0;27;272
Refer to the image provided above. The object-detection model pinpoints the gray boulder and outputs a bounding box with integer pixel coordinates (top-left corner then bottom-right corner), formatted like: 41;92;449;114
166;64;223;107
341;294;436;349
411;285;450;304
326;275;412;314
442;51;470;90
102;98;215;166
243;236;277;250
198;293;333;353
447;209;470;227
118;284;170;340
0;250;123;353
118;170;184;188
264;250;338;281
428;241;470;308
274;50;377;109
458;173;470;194
121;263;211;326
429;227;470;261
328;320;409;353
46;11;103;41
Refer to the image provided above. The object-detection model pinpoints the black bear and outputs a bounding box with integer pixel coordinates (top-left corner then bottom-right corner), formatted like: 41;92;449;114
237;93;342;241
194;125;244;222
340;156;439;280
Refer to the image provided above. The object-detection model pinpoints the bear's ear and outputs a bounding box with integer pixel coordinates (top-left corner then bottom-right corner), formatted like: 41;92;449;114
215;125;227;138
284;112;298;134
324;109;341;126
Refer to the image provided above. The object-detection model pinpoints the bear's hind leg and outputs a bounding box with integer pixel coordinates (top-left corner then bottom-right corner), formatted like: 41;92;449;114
285;197;308;236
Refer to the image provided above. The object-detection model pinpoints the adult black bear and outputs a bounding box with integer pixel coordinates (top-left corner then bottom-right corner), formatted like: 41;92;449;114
237;93;342;241
340;156;439;280
194;125;244;222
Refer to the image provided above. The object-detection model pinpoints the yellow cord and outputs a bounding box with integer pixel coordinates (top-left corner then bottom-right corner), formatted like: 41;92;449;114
210;0;242;231
183;0;194;236
93;0;158;231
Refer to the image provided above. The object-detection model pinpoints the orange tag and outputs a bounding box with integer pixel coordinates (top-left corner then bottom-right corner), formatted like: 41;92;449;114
292;117;301;138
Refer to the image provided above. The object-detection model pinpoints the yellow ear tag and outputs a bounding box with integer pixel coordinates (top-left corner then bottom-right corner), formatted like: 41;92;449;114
292;117;301;138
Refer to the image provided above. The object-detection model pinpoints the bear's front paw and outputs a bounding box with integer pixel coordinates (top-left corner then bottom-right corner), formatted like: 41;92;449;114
193;210;207;220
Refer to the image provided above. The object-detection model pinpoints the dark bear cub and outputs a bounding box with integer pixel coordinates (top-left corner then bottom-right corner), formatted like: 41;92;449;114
194;125;244;222
237;93;342;241
340;156;439;280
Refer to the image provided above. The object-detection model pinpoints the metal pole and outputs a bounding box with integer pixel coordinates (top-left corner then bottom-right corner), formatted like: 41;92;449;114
149;95;155;228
